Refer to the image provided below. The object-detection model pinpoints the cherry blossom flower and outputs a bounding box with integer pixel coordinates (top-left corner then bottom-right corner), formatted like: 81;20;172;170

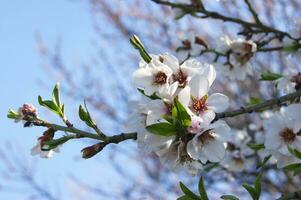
176;32;208;61
156;140;203;175
133;55;173;97
186;120;231;163
126;100;175;153
221;129;254;172
178;73;229;124
263;104;301;158
276;70;301;95
219;36;257;80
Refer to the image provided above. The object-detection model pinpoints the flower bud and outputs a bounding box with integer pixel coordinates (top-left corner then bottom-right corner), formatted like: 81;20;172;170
81;142;107;159
19;103;37;119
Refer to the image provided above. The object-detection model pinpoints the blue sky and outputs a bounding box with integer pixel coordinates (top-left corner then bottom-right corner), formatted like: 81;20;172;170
0;1;126;199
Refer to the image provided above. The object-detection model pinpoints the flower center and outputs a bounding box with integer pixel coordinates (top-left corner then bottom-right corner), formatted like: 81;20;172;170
153;71;167;85
280;128;296;143
198;129;214;144
190;95;208;115
172;69;188;86
182;39;191;49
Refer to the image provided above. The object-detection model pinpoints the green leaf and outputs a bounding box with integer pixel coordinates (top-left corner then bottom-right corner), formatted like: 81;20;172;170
42;136;72;150
283;163;301;175
204;163;219;172
248;96;263;106
256;155;272;169
288;147;301;160
7;109;21;119
242;184;257;200
282;42;301;53
146;122;176;136
173;98;191;128
162;114;174;124
220;195;240;200
260;72;283;81
179;182;200;200
52;83;61;107
130;35;152;63
247;143;265;151
177;195;194;200
38;96;60;115
137;88;161;100
78;105;96;128
198;177;209;200
254;173;262;198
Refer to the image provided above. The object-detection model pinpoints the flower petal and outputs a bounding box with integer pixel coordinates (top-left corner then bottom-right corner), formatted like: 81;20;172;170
189;75;209;98
207;93;229;112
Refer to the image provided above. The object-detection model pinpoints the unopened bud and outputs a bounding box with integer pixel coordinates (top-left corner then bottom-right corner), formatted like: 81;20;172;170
194;36;208;49
81;142;107;159
19;104;37;119
39;128;56;146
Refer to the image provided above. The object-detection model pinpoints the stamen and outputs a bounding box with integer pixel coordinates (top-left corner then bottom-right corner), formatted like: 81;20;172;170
280;128;296;143
153;71;167;85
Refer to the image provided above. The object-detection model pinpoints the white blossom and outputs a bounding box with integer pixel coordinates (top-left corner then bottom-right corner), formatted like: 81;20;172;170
31;138;60;159
263;104;301;167
187;120;231;163
176;32;208;61
219;36;257;80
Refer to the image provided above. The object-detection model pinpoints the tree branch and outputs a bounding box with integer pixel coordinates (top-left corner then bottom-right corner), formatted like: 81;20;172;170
214;90;301;121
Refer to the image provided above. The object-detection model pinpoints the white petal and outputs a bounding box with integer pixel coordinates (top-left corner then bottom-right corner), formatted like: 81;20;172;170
210;120;231;142
203;139;226;162
207;93;229;112
189;75;209;98
199;64;216;87
132;68;153;87
187;140;200;160
200;110;215;126
178;86;191;107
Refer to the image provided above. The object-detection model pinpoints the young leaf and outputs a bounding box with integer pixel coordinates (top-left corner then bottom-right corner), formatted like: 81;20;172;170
283;163;301;175
247;143;265;151
38;96;60;115
282;42;301;53
198;177;209;200
130;35;152;63
7;109;21;119
220;195;240;200
52;83;61;107
248;96;263;106
78;105;96;128
254;173;262;198
288;147;301;160
256;155;272;169
137;88;161;100
177;195;194;200
242;184;257;200
179;182;200;200
173;98;191;128
43;136;72;150
146;122;176;136
260;72;283;81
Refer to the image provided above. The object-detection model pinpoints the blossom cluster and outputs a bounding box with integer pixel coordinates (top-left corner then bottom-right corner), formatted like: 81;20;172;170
128;49;301;174
128;53;231;174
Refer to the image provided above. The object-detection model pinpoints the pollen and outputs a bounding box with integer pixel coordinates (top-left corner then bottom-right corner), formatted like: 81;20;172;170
172;69;188;86
280;128;296;143
153;71;167;85
190;95;208;115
